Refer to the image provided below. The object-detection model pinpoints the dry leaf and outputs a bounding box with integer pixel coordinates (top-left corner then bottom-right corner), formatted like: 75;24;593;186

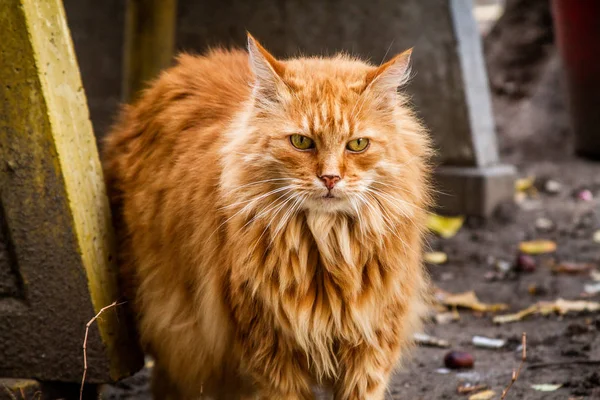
413;333;450;348
425;251;448;264
519;239;557;255
427;214;465;239
457;384;488;395
436;289;508;312
515;176;535;192
531;384;562;392
494;298;600;324
435;309;460;324
552;262;595;274
468;390;496;400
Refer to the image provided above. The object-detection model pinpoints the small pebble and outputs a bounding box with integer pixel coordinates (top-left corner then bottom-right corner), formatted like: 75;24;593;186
515;254;536;273
495;260;511;273
535;217;554;232
544;179;562;194
444;350;474;369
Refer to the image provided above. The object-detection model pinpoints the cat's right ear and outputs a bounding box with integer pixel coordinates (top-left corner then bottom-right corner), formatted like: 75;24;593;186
247;33;288;106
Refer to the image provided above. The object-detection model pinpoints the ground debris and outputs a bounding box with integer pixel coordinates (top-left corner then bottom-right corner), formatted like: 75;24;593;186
468;389;496;400
435;288;508;313
413;332;450;348
494;299;600;324
531;383;562;391
457;383;488;395
424;251;448;265
427;214;465;238
444;351;474;369
472;335;506;349
551;261;595;274
519;239;557;255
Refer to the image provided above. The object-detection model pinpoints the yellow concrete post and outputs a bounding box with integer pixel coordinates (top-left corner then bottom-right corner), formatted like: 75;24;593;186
0;0;142;382
122;0;178;102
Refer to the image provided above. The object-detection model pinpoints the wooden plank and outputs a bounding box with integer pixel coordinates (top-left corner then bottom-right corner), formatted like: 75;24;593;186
122;0;177;102
0;0;142;382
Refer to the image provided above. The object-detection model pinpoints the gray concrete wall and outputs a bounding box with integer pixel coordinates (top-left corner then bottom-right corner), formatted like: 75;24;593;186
65;0;493;168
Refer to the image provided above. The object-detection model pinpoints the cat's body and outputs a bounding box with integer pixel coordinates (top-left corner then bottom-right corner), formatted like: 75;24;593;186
103;36;432;400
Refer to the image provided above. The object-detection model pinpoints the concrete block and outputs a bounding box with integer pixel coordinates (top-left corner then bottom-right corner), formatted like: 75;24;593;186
433;164;517;217
0;0;142;383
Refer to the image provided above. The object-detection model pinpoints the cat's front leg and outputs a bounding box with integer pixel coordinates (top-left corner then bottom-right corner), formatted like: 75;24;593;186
333;344;397;400
240;334;314;400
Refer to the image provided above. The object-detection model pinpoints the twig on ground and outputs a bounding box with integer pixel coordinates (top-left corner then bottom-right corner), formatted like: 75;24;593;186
528;359;600;369
2;384;18;400
501;332;527;399
80;301;125;400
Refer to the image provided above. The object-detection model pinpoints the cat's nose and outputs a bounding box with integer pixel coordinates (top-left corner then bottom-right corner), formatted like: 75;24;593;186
319;175;341;190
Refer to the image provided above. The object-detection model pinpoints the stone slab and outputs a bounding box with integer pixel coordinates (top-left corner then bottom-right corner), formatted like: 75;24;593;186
0;0;142;383
433;164;517;217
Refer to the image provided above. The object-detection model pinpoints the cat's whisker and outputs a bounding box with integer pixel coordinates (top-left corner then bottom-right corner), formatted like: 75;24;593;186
362;191;419;259
221;177;294;196
239;189;297;232
364;187;413;219
220;184;296;210
249;193;299;258
270;192;307;246
208;186;296;243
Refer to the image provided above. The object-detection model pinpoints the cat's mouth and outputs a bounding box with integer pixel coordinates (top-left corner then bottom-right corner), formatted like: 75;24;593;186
322;192;339;200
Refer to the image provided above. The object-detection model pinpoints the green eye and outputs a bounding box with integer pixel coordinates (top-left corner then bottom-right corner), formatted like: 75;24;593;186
290;134;315;150
346;138;370;152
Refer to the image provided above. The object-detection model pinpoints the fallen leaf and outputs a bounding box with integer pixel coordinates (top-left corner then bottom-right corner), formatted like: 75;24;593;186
531;383;562;392
436;289;508;312
457;384;488;395
468;390;496;400
427;214;465;239
515;176;535;193
552;262;595;275
413;332;450;348
424;251;448;264
494;298;600;324
519;240;557;255
594;230;600;244
435;309;460;325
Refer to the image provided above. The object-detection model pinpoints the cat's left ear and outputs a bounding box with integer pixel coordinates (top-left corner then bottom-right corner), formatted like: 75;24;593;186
247;33;288;105
364;48;412;95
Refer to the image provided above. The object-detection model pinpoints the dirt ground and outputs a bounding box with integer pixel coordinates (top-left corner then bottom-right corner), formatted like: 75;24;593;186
102;2;600;399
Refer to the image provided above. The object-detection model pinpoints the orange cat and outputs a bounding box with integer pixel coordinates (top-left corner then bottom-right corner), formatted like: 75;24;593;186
103;34;432;399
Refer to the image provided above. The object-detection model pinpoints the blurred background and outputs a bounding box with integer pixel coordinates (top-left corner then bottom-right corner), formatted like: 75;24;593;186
2;0;600;399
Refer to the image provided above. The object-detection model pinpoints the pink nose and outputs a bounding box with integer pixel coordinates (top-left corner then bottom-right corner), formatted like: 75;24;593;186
320;175;341;190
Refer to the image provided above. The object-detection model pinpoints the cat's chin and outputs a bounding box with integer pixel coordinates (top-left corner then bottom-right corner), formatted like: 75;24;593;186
305;196;351;214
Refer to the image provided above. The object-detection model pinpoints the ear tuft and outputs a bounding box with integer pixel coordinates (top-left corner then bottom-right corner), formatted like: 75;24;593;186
247;33;287;104
364;48;413;94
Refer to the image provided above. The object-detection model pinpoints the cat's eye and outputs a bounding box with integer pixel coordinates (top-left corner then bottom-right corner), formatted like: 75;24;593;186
290;134;315;150
346;138;370;152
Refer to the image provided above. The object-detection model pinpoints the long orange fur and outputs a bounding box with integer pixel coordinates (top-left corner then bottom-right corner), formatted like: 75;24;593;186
102;35;432;399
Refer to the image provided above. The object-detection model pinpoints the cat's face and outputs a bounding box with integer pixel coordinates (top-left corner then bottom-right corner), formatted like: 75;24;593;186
233;36;427;219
